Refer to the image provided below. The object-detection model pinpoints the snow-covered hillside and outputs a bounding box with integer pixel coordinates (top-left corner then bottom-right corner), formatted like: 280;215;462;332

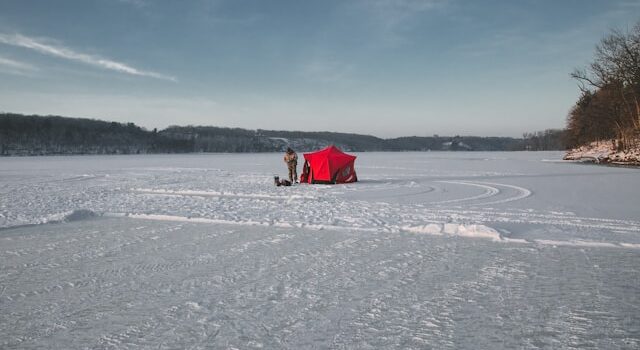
1;152;639;349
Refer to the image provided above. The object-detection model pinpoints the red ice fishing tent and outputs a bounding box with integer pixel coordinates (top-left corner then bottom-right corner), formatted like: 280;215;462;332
300;145;358;184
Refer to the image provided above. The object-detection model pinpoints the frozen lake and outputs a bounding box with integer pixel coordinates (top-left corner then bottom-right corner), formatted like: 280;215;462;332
1;152;639;349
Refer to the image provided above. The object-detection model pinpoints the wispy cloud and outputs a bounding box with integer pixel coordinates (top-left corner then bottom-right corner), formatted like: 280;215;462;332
116;0;148;9
0;55;38;76
365;0;449;25
0;33;176;82
0;55;37;71
353;0;450;45
300;57;354;84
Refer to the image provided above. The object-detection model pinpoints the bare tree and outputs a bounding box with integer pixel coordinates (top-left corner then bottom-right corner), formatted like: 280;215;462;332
569;21;640;149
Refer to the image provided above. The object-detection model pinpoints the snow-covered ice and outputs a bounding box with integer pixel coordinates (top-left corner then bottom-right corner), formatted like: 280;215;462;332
1;151;639;349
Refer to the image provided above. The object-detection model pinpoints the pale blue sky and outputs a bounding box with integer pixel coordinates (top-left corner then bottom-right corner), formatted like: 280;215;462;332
0;0;638;137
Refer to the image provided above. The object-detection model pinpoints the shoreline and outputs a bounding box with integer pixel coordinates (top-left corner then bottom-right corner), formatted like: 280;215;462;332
568;159;640;169
563;140;640;167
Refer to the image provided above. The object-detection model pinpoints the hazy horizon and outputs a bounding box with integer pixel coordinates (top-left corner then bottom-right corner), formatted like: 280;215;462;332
1;1;638;138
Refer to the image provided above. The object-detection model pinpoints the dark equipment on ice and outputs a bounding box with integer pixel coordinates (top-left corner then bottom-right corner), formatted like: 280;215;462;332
274;175;292;187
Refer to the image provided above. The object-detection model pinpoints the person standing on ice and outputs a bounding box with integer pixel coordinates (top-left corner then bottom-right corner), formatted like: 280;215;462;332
283;147;298;183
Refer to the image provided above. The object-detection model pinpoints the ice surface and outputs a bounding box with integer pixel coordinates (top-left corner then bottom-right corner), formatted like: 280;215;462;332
1;151;639;349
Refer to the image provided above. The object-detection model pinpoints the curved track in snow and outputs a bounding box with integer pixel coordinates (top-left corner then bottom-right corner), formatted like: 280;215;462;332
433;180;532;206
434;181;500;204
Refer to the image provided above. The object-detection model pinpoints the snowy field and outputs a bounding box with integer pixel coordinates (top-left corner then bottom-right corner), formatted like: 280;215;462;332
1;151;639;349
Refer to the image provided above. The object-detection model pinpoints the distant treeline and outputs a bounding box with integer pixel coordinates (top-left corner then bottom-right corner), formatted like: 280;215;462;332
567;21;640;150
0;113;565;156
0;114;192;155
522;129;567;151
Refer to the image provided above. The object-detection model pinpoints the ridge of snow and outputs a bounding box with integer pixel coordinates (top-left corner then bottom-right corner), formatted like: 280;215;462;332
403;223;503;241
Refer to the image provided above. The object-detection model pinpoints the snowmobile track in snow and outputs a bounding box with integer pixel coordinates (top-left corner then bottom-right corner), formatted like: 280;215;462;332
434;180;532;206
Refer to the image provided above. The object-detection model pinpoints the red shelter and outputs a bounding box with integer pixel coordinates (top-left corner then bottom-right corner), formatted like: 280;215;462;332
299;145;358;184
